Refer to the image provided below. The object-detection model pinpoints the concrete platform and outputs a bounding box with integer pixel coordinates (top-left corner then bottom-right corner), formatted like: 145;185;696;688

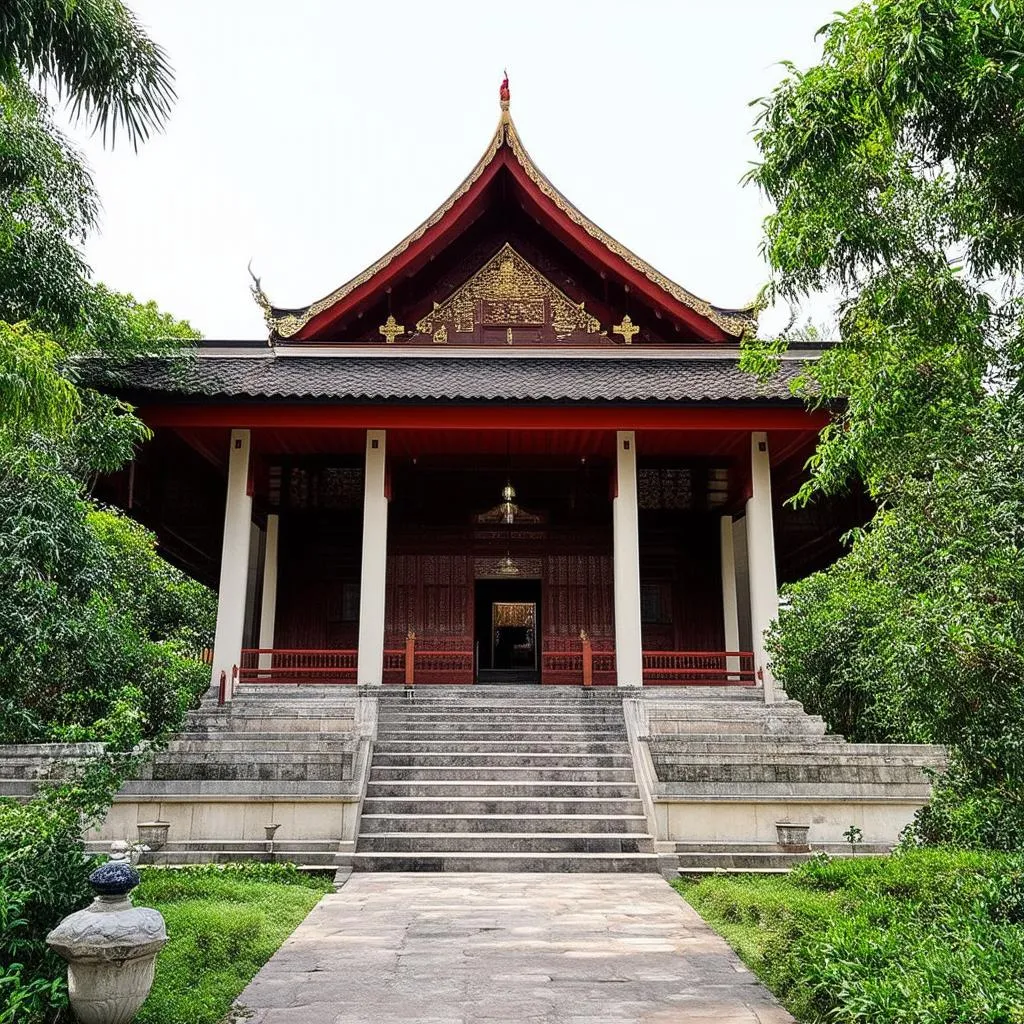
235;873;794;1024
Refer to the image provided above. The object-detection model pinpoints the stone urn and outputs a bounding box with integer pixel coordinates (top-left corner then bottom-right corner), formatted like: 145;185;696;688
136;821;170;851
775;822;811;852
46;841;167;1024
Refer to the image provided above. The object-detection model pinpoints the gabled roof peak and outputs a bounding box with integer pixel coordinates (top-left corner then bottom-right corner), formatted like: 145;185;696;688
260;89;757;343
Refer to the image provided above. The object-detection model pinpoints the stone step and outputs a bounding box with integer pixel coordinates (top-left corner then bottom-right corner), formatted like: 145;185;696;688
371;751;632;767
650;721;827;737
0;780;38;796
84;838;341;867
354;832;655;854
671;841;892;855
117;779;355;796
155;750;349;765
378;687;623;698
364;780;640;799
379;715;626;726
659;780;934;798
189;720;356;736
86;838;339;854
647;734;843;749
197;703;356;715
166;738;351;754
652;763;932;783
151;763;349;782
350;851;660;872
379;713;626;723
373;740;626;754
147;849;339;866
358;813;649;834
369;765;636;782
375;730;626;743
674;852;820;870
362;796;644;816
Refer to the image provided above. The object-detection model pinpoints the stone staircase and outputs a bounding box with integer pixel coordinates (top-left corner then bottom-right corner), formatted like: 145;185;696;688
353;687;659;872
641;697;947;873
84;689;366;867
146;695;358;785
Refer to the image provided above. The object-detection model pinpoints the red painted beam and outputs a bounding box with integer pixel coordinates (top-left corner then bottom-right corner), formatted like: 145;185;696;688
139;403;829;432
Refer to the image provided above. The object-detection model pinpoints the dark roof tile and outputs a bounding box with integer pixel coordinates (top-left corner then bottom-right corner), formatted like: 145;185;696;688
95;354;804;404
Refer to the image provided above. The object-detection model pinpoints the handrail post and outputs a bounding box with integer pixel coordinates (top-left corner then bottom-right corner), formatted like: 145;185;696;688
218;670;227;705
231;664;238;698
404;630;416;690
581;630;593;689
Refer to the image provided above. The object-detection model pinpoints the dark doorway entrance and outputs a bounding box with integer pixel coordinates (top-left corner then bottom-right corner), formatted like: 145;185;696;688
474;579;542;684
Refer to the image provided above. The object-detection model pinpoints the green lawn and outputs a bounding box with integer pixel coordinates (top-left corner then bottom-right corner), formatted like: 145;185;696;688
133;863;332;1024
673;850;1024;1024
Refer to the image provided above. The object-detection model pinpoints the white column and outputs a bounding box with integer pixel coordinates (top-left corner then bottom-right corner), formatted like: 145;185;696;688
613;430;643;687
210;429;253;701
357;430;389;686
745;431;781;703
720;515;741;677
257;514;280;670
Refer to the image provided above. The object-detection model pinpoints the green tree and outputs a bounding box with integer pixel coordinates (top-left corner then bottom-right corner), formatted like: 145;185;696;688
0;0;174;148
747;0;1024;847
0;7;210;1021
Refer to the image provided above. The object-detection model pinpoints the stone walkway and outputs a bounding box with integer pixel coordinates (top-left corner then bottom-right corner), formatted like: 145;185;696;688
236;873;794;1024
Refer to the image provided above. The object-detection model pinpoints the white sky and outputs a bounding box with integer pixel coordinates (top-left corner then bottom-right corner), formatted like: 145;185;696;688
61;0;841;340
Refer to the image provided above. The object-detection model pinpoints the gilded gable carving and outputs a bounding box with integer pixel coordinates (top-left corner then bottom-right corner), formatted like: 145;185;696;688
413;243;602;343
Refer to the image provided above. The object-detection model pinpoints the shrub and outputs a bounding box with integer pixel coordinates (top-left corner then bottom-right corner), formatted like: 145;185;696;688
0;447;213;748
0;792;100;1024
677;850;1024;1023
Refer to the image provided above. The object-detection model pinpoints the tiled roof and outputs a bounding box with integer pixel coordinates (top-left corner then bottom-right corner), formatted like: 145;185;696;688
96;354;804;404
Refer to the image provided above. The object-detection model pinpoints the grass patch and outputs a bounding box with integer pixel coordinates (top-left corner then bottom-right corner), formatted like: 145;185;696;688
673;850;1024;1023
133;862;332;1024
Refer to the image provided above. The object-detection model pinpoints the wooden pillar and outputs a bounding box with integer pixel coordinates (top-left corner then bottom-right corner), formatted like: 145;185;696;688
613;431;643;687
720;515;741;678
745;431;780;702
258;513;280;671
404;631;416;688
357;430;388;686
210;429;252;702
581;631;593;688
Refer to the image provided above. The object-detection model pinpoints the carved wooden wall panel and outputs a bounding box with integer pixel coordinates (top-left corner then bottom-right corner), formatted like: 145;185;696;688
543;553;614;643
385;553;470;644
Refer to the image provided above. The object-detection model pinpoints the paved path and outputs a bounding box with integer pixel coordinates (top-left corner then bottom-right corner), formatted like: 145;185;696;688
236;873;794;1024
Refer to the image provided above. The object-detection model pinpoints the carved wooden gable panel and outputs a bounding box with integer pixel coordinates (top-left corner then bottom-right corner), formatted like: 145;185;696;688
410;244;604;346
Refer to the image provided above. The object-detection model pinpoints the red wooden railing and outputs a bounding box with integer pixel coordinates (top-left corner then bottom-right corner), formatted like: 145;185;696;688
641;650;756;686
542;634;617;686
239;648;358;685
237;642;756;687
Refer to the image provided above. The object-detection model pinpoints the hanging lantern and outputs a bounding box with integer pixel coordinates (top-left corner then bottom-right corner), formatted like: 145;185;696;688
497;554;521;576
501;482;516;524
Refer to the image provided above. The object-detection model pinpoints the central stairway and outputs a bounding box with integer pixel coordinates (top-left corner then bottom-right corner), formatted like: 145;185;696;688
353;687;659;872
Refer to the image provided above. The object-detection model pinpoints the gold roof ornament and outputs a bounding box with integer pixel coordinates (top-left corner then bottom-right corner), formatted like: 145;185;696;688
413;243;601;340
500;71;510;114
378;315;404;344
613;314;640;345
247;261;277;344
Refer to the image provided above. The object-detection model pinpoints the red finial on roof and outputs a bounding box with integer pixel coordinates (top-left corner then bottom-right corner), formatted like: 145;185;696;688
499;71;510;109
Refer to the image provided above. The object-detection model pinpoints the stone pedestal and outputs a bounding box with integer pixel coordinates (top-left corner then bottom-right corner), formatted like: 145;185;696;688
46;842;166;1024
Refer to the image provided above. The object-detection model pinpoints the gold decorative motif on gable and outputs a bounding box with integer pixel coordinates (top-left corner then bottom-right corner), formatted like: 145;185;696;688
414;243;601;341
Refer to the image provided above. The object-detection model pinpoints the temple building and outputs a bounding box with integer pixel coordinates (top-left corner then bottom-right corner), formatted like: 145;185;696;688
100;83;862;699
79;83;941;872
